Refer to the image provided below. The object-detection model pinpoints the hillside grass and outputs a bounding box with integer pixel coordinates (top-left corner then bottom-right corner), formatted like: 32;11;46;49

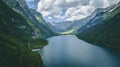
77;9;120;48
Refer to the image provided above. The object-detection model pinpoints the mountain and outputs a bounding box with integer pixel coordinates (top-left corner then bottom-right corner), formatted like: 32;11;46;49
76;2;120;48
25;0;39;10
2;0;56;38
50;7;108;34
49;21;75;34
75;2;120;33
0;0;49;67
28;9;57;37
76;8;107;33
50;3;120;35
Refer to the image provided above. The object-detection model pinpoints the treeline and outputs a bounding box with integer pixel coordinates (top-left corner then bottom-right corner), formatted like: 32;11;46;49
77;11;120;48
0;0;48;67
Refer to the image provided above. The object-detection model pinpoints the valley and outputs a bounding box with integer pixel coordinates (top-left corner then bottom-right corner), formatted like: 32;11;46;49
0;0;120;67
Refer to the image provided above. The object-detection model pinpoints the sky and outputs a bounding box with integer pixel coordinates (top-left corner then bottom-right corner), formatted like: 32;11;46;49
25;0;39;10
27;0;120;22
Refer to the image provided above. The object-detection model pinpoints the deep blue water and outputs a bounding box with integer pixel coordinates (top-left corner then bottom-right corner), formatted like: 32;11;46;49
38;35;120;67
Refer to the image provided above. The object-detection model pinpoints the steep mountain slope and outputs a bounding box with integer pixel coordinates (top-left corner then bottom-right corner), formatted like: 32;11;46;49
0;0;48;67
51;3;120;35
29;9;57;37
76;3;120;48
49;21;75;34
50;8;108;34
2;0;56;38
77;8;106;33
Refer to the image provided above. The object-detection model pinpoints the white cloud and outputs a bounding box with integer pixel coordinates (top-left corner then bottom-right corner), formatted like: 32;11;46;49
40;11;50;16
48;16;52;19
37;0;120;22
66;5;95;21
25;0;34;2
108;0;120;5
54;15;62;19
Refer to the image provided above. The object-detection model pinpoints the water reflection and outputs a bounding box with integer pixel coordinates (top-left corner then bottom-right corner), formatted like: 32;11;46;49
39;35;120;67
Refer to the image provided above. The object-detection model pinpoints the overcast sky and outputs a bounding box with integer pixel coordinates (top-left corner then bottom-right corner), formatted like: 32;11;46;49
37;0;120;22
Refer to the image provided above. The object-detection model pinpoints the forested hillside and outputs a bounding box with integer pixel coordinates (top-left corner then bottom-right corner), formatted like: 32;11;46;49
0;1;48;67
77;4;120;48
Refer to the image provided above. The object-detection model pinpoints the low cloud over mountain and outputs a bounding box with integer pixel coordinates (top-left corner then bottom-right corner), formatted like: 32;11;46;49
37;0;120;22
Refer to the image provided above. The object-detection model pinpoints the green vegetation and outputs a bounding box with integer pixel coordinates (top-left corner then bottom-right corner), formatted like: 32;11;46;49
0;0;48;67
30;9;46;25
30;38;48;49
29;9;56;38
104;4;120;21
76;7;120;48
2;0;56;38
0;34;43;67
59;29;75;35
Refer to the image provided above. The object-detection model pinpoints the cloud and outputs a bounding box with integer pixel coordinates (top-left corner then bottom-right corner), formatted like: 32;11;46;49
66;5;94;21
25;0;40;10
25;0;34;2
37;0;120;22
108;0;120;5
